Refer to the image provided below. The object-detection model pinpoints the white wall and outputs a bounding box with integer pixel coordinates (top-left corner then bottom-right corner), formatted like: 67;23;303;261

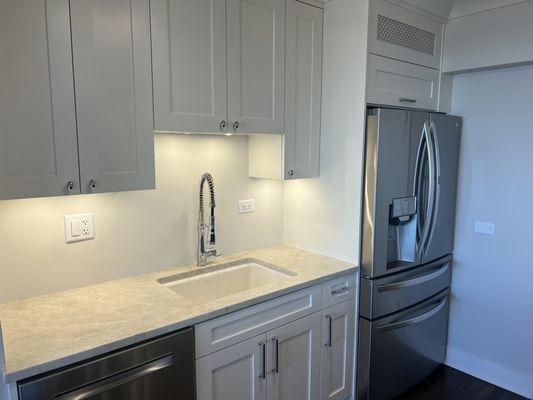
447;65;533;397
443;1;533;73
282;0;368;264
0;134;283;303
449;0;528;19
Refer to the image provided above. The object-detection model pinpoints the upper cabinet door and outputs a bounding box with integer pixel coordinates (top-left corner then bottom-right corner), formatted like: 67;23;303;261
227;0;285;134
284;0;322;180
70;0;155;194
0;0;80;200
151;0;228;134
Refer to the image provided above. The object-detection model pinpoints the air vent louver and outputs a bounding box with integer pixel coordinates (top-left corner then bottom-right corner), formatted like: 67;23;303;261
377;15;436;55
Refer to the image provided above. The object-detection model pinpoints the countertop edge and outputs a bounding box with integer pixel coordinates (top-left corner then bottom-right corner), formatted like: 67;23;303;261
4;265;359;383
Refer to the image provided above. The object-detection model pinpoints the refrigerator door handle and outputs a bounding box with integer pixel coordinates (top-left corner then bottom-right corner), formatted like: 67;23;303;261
376;295;447;333
376;262;450;292
414;121;435;259
423;121;441;257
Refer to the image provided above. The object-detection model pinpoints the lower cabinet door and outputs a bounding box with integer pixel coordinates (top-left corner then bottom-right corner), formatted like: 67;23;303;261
266;313;322;400
196;334;267;400
320;300;356;400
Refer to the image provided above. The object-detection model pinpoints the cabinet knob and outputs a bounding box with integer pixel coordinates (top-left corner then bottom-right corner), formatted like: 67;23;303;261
66;181;75;192
288;169;295;178
233;121;240;131
89;180;96;191
219;120;227;130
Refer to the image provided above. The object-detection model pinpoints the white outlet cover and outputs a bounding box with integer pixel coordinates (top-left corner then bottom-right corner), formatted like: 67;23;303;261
64;213;95;243
237;199;255;214
474;221;495;236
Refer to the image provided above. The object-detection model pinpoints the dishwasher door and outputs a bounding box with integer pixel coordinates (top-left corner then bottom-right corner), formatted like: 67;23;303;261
357;290;449;400
18;328;195;400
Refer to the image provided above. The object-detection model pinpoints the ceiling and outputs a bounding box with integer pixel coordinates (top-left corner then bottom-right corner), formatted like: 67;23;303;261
448;0;530;19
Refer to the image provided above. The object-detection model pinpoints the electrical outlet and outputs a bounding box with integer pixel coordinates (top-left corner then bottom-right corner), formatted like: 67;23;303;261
65;213;95;243
237;199;255;214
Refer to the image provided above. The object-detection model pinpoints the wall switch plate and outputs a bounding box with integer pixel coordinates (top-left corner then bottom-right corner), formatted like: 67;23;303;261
64;213;95;243
474;221;495;236
237;199;255;214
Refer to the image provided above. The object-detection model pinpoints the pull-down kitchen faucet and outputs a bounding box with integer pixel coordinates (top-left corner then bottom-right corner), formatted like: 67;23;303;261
197;173;218;266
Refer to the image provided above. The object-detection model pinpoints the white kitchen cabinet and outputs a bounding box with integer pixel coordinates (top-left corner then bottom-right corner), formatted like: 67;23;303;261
227;0;285;134
320;300;356;400
0;0;80;199
151;0;285;135
366;54;440;111
249;0;323;180
368;0;443;70
70;0;155;194
0;0;155;200
267;313;322;400
196;334;267;400
151;0;228;133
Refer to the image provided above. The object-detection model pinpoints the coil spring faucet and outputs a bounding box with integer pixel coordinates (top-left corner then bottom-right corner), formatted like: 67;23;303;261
197;173;218;266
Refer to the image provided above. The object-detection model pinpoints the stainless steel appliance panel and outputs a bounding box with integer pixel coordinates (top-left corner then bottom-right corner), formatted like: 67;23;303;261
362;109;429;278
360;255;451;319
422;114;462;263
18;328;195;400
357;290;449;400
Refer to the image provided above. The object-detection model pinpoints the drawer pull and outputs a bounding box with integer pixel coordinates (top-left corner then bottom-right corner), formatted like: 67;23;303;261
377;263;449;292
399;97;417;103
331;286;350;296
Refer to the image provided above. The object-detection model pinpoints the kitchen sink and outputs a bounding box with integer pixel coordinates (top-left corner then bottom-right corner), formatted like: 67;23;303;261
158;259;296;303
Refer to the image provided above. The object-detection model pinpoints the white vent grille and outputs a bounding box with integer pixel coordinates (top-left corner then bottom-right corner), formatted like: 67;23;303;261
377;15;435;55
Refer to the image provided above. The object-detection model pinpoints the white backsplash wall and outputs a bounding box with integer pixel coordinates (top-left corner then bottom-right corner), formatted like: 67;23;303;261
0;134;283;303
447;64;533;397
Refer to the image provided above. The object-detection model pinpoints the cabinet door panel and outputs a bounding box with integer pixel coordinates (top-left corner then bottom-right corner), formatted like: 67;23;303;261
227;0;285;134
0;0;80;199
267;313;321;400
70;0;155;194
197;334;267;400
284;0;322;179
320;301;355;400
151;0;228;133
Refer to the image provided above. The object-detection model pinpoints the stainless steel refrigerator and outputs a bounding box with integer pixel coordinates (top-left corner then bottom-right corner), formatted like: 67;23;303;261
357;108;461;400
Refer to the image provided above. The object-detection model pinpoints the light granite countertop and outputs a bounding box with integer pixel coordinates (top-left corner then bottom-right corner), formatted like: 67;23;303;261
0;245;357;383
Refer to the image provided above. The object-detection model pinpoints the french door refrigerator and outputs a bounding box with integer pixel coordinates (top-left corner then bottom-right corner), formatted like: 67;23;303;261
357;108;461;400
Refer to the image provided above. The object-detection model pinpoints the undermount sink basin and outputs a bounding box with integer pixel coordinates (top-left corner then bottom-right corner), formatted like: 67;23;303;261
158;259;296;303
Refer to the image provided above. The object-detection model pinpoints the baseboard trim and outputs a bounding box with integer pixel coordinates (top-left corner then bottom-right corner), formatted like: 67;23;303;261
445;346;533;399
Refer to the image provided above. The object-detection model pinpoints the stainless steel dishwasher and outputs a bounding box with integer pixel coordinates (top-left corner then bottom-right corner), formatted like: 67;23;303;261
18;328;195;400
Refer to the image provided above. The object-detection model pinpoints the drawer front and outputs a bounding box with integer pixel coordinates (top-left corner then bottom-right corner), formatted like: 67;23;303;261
366;54;439;111
195;285;322;358
368;0;443;69
321;273;357;309
357;290;449;400
360;255;451;320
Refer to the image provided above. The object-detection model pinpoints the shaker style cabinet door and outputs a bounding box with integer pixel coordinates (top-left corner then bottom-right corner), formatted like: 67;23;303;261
266;313;321;400
70;0;155;194
196;334;267;400
320;301;355;400
284;0;322;179
227;0;285;134
0;0;80;200
151;0;228;134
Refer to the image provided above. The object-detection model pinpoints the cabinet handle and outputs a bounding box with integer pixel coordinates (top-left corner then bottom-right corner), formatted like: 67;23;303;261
66;181;75;192
89;180;96;191
399;97;417;104
219;120;227;130
258;342;266;379
271;337;279;374
331;286;350;296
233;121;240;131
325;315;333;347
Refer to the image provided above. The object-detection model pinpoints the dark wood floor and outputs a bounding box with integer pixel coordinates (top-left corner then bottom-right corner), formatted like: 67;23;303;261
395;366;528;400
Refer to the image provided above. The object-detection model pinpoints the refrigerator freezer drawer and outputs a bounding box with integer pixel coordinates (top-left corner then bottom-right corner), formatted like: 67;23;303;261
360;255;451;320
357;290;449;400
